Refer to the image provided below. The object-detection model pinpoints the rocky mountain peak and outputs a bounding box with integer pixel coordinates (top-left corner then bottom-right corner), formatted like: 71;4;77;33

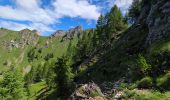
53;30;66;37
19;29;39;36
18;29;39;48
52;26;83;40
70;25;83;32
66;25;83;38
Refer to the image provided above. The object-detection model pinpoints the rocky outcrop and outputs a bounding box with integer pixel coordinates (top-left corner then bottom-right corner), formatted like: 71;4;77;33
52;26;83;41
70;80;127;100
20;29;38;41
136;0;170;46
146;0;170;45
18;29;39;48
66;26;83;38
70;82;104;100
2;29;39;50
52;30;66;37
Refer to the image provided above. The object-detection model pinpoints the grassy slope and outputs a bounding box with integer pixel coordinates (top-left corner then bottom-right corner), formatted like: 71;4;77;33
77;25;149;82
28;81;47;100
0;29;78;99
0;29;78;73
80;23;170;82
0;29;21;71
2;25;170;99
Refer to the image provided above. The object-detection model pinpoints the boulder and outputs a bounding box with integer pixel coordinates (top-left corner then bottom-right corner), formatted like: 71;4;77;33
71;82;104;100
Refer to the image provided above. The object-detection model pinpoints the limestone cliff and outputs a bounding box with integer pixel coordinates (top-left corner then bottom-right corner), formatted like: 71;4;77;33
135;0;170;45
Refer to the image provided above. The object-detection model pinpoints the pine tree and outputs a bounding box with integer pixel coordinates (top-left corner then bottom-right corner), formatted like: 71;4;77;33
54;56;74;99
96;14;107;43
107;5;127;40
128;0;142;23
46;66;56;88
0;69;27;100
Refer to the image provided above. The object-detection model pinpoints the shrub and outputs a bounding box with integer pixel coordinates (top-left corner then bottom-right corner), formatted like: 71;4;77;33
137;77;153;89
137;54;151;75
157;72;170;90
120;83;128;89
134;91;163;100
122;89;136;99
90;91;100;97
44;53;54;61
128;55;151;81
128;83;137;90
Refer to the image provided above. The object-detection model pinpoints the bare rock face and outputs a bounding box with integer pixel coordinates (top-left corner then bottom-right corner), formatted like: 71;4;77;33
19;29;39;47
63;26;83;41
66;26;83;38
70;82;104;100
136;1;151;24
146;0;170;45
52;30;66;37
136;0;170;46
134;0;170;46
52;26;83;41
3;29;39;50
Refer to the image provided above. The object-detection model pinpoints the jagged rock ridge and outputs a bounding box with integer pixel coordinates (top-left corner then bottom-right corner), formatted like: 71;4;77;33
52;26;83;40
2;29;39;50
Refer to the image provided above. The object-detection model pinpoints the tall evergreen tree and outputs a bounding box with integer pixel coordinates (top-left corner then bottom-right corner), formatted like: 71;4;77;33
128;0;142;23
107;5;127;40
96;14;107;43
54;56;74;99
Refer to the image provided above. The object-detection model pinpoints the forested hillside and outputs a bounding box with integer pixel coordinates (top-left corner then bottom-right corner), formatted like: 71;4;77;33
0;0;170;100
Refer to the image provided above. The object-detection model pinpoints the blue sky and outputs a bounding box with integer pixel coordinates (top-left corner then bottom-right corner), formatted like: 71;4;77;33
0;0;133;36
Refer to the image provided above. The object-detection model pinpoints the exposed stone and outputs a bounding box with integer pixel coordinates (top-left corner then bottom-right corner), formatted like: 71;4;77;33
52;26;83;41
18;29;39;47
114;91;124;99
70;82;104;100
53;30;66;37
141;0;170;46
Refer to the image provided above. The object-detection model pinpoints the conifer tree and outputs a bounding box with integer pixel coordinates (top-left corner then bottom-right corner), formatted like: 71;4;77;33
128;0;142;23
96;14;107;43
107;5;127;40
54;56;74;99
0;69;27;100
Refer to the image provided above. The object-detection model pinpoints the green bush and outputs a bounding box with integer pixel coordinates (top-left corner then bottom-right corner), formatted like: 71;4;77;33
134;92;163;100
128;83;137;90
128;55;151;81
157;72;170;90
137;54;151;75
137;77;153;89
122;89;136;99
90;91;100;97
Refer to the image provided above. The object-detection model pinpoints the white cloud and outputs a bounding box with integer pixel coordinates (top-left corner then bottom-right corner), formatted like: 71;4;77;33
109;0;133;14
0;0;100;34
31;23;55;33
0;20;55;33
0;0;56;25
53;0;100;20
0;21;32;31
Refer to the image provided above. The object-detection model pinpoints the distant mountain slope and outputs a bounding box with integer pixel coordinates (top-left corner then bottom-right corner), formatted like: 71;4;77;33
0;26;81;73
